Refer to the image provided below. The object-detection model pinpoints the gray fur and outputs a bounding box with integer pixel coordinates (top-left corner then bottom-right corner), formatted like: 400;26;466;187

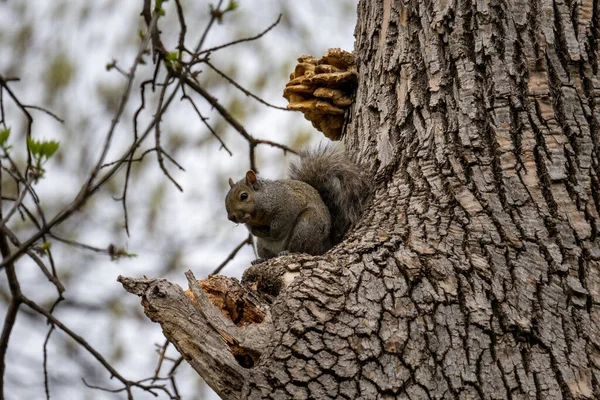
290;145;369;245
225;145;368;260
226;177;331;259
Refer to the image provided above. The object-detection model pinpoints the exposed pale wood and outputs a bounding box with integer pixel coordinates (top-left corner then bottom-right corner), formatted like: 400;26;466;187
118;274;271;399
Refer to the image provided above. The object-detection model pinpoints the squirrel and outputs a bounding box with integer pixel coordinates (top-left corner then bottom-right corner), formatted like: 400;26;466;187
225;145;368;261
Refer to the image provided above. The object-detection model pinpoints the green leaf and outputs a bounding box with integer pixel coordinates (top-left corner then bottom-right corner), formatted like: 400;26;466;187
40;140;60;158
166;51;178;61
27;137;41;155
28;138;60;161
225;0;238;12
154;0;165;16
110;246;138;261
0;128;10;146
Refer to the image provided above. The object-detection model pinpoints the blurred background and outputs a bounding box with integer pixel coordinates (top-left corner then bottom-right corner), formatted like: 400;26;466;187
0;0;356;399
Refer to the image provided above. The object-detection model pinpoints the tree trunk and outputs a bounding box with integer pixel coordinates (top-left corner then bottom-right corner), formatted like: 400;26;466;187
122;0;600;398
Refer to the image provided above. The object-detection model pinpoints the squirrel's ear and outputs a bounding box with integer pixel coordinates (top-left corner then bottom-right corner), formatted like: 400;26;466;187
245;170;257;185
228;178;235;188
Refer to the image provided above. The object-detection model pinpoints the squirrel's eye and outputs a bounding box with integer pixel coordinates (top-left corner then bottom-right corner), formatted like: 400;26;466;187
240;193;248;201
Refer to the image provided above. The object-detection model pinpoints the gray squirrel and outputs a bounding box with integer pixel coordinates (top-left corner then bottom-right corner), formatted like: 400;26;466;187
225;146;368;260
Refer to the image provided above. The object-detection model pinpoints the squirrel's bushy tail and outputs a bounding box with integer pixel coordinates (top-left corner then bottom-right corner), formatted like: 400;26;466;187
290;145;369;245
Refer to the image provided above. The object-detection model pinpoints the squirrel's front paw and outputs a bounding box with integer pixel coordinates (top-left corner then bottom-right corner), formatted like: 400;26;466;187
250;257;267;265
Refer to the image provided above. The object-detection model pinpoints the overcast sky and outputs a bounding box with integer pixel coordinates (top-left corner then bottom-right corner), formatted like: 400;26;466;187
0;1;356;398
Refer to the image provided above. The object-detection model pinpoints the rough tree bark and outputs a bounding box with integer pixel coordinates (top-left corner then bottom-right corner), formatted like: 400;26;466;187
121;0;600;398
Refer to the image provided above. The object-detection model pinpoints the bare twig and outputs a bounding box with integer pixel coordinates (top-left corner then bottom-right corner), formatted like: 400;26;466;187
124;78;155;235
43;324;55;400
22;295;173;399
0;74;34;171
196;14;282;56
168;356;184;399
211;234;253;275
205;60;289;110
154;73;183;192
0;160;23;395
106;59;130;77
180;90;232;155
86;13;158;188
194;0;225;53
173;0;188;59
2;228;65;294
181;76;296;172
0;296;20;394
101;148;159;169
0;81;5;128
48;234;112;255
159;148;185;171
23;105;64;124
0;83;180;270
152;339;170;381
133;80;153;141
0;177;32;231
81;379;130;394
1;12;163;270
1;150;44;221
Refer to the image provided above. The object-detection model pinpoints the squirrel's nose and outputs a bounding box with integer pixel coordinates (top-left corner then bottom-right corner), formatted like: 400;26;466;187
228;213;238;223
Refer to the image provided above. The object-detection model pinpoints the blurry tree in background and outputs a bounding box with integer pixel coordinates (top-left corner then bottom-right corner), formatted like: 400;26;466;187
0;1;356;398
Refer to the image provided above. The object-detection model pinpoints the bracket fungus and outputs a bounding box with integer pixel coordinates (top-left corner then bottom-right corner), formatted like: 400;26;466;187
283;48;357;140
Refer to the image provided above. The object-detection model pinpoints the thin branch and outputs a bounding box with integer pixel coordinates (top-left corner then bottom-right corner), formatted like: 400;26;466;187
0;296;20;394
159;148;185;172
21;295;172;399
125;78;155;235
0;82;180;270
0;160;62;290
81;377;172;398
0;176;32;231
180;90;232;155
196;14;282;56
43;324;55;400
142;0;168;62
133;80;153;141
86;13;158;188
168;356;184;378
182;77;297;155
154;73;183;192
0;160;23;396
249;142;257;172
23;105;64;124
152;339;170;381
205;60;289;111
48;234;112;255
81;379;130;394
168;356;184;399
2;227;65;294
194;0;225;53
173;0;187;59
0;81;5;128
211;234;253;275
101;148;157;168
2;150;44;221
0;74;34;172
0;178;63;295
106;60;130;77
